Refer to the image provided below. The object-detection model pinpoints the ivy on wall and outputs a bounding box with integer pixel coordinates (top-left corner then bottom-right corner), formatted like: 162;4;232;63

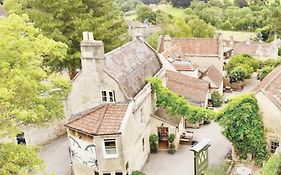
217;93;267;165
147;77;215;123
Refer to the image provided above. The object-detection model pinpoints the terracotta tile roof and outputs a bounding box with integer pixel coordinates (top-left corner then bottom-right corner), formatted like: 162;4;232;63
154;108;182;126
172;60;198;71
65;104;129;135
254;65;281;109
159;37;220;55
232;43;258;56
200;65;223;88
105;39;162;98
166;70;209;106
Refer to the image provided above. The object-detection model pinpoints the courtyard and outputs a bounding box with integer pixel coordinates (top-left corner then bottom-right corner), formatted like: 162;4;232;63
143;122;231;175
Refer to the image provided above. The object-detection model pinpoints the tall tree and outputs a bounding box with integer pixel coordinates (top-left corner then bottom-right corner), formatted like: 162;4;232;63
0;14;70;174
4;0;129;78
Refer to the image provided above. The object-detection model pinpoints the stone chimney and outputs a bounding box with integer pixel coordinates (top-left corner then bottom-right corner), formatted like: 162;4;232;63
80;32;105;84
163;35;172;51
217;32;224;59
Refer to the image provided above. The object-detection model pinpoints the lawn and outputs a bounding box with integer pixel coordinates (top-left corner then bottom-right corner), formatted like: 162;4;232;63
150;4;186;19
219;30;256;42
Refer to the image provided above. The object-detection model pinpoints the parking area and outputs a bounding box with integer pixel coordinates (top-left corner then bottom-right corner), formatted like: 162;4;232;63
143;122;231;175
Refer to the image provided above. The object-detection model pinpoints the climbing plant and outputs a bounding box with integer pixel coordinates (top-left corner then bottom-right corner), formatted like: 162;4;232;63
147;77;215;123
217;93;267;165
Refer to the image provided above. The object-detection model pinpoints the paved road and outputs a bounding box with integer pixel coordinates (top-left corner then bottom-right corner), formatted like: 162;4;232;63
39;135;71;175
143;122;231;175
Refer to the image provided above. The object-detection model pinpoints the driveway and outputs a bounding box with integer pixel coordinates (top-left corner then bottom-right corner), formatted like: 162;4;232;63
143;122;231;175
39;135;71;175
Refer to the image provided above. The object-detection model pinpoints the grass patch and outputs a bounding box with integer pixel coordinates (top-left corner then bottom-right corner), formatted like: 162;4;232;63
151;4;186;18
218;30;256;42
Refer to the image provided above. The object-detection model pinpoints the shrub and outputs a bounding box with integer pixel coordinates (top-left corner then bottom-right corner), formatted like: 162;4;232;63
228;65;250;82
132;170;146;175
168;133;176;143
278;47;281;56
259;66;273;80
211;91;223;107
261;154;281;175
149;134;159;153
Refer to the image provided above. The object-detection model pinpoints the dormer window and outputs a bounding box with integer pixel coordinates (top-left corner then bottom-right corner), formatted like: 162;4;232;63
101;90;116;102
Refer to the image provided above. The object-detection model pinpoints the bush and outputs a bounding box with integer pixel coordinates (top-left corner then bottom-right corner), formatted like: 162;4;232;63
149;134;159;153
211;91;223;107
278;47;281;56
226;54;261;74
261;154;281;175
168;133;176;143
132;170;146;175
259;66;273;80
228;65;250;82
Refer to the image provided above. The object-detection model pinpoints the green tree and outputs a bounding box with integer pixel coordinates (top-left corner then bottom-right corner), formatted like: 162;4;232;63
269;8;281;39
136;5;157;23
258;66;273;80
188;18;215;38
199;7;223;27
228;65;251;82
211;91;223;107
5;0;128;78
225;54;261;74
217;94;267;164
162;19;192;37
0;14;70;174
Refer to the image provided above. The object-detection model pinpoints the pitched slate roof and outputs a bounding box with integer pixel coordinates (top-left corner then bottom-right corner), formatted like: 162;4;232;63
154;108;182;127
254;65;281;109
166;70;209;106
200;65;223;88
104;39;162;98
65;104;128;135
172;60;198;71
159;37;220;56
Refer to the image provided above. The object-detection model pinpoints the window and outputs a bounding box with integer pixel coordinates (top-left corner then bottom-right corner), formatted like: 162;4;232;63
16;132;26;145
103;173;111;175
115;172;123;175
270;141;280;153
140;108;144;123
142;138;145;152
104;139;117;158
109;91;116;102
101;90;116;102
102;91;107;102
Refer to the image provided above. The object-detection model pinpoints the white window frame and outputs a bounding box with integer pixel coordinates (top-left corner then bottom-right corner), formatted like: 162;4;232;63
101;90;116;103
103;138;118;159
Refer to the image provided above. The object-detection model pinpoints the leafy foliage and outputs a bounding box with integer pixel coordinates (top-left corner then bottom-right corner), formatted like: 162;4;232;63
147;77;215;123
0;14;70;174
261;153;281;175
211;91;223;107
149;134;159;153
5;0;129;77
217;93;267;164
0;143;44;175
258;66;273;80
136;5;157;23
132;170;146;175
171;0;192;8
229;65;251;82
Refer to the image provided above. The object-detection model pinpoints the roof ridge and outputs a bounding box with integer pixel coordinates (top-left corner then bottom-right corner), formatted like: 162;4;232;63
93;104;109;135
263;65;281;91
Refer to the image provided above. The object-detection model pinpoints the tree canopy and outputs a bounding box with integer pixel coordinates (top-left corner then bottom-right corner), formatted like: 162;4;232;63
4;0;129;77
0;14;70;174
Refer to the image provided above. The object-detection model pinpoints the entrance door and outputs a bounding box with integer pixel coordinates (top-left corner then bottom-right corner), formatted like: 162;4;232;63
157;127;169;149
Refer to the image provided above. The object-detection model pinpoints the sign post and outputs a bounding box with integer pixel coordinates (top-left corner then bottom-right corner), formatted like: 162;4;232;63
190;138;211;175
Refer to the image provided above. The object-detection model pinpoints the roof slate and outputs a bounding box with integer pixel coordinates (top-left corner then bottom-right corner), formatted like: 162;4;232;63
254;65;281;109
172;60;198;71
154;108;182;126
65;104;128;135
201;65;223;88
166;70;209;106
105;40;162;98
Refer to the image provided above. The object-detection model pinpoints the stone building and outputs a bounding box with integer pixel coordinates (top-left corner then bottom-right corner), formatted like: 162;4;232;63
254;64;281;154
199;65;223;94
157;35;224;74
64;32;188;175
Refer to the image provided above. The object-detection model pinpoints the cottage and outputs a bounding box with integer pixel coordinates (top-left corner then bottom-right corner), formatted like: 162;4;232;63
158;35;224;74
199;65;224;94
254;65;281;154
64;31;191;175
